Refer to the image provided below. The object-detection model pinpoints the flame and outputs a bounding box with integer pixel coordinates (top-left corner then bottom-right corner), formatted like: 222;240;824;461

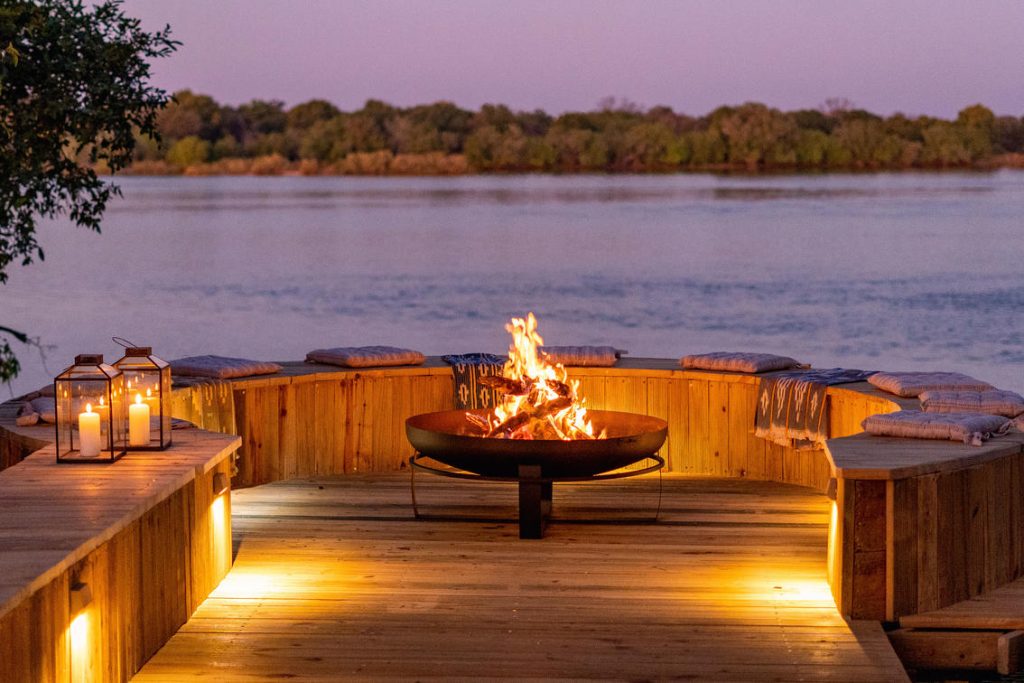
477;313;599;440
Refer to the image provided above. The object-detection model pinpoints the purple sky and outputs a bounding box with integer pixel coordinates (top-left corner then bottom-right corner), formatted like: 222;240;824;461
123;0;1024;117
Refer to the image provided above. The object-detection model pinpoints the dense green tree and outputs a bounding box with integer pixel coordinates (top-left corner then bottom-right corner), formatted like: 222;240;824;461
157;89;222;141
387;115;443;154
286;99;341;131
714;103;797;170
792;109;832;134
464;124;528;170
165;135;210;166
474;103;517;132
238;99;287;136
0;0;176;382
921;122;973;166
793;129;830;166
211;134;241;160
64;83;1024;177
685;129;727;166
993;116;1024;153
298;116;347;161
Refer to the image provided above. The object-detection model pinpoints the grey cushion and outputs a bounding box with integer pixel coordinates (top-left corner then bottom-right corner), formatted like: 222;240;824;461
306;346;425;368
681;352;803;373
171;355;282;379
541;346;622;367
862;410;1011;445
920;389;1024;418
868;371;993;398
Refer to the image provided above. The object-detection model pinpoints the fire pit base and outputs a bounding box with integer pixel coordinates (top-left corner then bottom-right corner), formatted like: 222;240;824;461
409;453;665;539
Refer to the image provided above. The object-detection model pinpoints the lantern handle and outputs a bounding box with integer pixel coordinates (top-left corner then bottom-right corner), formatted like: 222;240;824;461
112;336;140;349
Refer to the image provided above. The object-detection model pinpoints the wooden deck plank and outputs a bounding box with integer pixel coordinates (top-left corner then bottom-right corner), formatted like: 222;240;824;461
135;474;908;682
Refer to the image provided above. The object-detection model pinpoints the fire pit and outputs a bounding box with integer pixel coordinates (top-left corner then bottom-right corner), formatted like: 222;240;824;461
406;408;667;479
406;313;668;538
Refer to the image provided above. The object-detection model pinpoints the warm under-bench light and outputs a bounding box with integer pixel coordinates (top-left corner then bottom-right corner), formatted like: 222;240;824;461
213;471;229;496
70;581;93;682
70;582;92;616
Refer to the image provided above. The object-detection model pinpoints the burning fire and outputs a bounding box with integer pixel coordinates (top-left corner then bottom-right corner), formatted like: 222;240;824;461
469;313;601;440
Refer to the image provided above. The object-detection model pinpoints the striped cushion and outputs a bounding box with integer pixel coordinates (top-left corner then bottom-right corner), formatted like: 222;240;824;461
171;355;282;379
868;372;993;398
541;346;621;367
920;389;1024;418
681;352;802;374
862;410;1011;446
306;346;425;368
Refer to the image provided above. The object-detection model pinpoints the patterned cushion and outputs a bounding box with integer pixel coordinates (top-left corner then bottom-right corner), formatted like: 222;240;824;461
171;355;282;379
862;410;1011;446
306;346;425;369
920;389;1024;418
541;346;621;367
868;372;994;398
681;352;803;374
443;353;505;410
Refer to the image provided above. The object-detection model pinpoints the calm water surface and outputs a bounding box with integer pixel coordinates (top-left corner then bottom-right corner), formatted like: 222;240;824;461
4;172;1023;396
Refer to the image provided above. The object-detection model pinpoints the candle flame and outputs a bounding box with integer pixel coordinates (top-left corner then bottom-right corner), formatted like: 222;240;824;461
146;388;152;398
85;403;93;414
135;393;142;405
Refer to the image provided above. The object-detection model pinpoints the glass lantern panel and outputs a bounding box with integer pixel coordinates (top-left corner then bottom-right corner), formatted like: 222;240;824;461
116;353;171;448
159;368;172;442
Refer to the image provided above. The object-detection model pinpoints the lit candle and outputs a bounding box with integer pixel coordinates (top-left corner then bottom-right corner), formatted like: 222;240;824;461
129;393;150;447
78;404;101;457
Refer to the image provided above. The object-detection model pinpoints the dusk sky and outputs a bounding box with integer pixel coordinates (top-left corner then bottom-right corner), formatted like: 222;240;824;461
126;0;1024;117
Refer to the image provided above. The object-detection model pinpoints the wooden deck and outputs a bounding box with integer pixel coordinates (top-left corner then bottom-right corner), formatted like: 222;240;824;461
134;473;908;681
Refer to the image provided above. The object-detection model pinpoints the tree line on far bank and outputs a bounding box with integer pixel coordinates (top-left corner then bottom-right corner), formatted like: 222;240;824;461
129;93;1024;175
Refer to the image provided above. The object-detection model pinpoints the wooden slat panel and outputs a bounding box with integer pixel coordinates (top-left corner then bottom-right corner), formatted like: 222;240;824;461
667;377;688;473
707;380;730;476
293;383;317;478
686;379;709;475
888;478;918;620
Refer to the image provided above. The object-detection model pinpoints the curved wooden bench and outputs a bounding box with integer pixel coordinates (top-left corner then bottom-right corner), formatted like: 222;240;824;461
5;356;1022;637
163;358;907;493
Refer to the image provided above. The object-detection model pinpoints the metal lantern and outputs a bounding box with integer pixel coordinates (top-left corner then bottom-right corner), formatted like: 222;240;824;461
113;346;171;450
54;354;127;463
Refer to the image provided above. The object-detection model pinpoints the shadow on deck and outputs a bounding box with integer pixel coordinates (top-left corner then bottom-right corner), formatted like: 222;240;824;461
134;474;908;681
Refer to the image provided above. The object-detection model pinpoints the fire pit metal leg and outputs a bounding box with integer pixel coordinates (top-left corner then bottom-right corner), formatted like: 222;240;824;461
518;464;548;539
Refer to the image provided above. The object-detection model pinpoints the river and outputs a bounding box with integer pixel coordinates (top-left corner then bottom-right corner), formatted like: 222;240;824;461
3;172;1022;396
